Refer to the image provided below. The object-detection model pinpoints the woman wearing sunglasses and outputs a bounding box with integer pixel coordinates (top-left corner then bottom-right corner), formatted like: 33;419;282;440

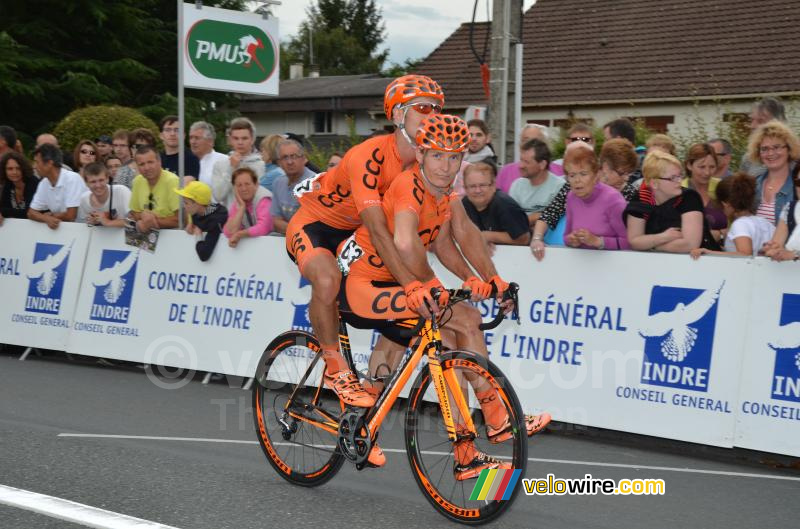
624;150;720;253
72;139;98;181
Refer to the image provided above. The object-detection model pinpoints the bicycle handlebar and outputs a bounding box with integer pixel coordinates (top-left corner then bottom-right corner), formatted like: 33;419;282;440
478;282;519;330
396;282;520;338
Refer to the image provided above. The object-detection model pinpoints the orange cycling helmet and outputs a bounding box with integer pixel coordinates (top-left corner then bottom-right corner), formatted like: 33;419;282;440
384;74;445;120
415;114;470;153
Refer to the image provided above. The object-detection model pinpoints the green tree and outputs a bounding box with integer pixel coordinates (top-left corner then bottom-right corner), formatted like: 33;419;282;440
0;1;246;144
382;57;424;78
284;0;388;76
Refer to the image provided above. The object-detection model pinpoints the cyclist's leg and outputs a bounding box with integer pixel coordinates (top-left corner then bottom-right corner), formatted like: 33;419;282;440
442;303;551;439
365;335;406;396
286;213;374;408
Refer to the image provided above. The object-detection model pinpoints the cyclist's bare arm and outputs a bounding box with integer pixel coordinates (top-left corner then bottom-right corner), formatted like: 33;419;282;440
393;209;436;282
449;200;500;280
432;219;474;281
360;206;418;287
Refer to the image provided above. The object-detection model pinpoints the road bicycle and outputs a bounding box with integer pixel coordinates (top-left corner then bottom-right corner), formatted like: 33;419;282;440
252;285;527;524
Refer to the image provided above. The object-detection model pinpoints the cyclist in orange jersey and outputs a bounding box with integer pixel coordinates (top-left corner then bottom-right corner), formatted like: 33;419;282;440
338;114;550;479
284;75;446;411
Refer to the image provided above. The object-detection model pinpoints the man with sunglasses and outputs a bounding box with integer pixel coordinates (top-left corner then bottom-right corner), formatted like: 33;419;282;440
285;75;447;410
127;146;179;233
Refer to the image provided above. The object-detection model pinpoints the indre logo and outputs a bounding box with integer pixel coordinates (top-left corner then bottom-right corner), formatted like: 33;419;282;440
25;242;72;315
186;19;277;83
769;293;800;403
90;249;139;324
292;277;313;332
638;282;724;392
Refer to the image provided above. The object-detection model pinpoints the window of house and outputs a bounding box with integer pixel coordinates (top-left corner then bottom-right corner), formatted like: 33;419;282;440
641;116;674;133
313;111;333;134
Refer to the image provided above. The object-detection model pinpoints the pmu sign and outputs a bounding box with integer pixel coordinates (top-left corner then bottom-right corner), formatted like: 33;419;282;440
183;4;279;96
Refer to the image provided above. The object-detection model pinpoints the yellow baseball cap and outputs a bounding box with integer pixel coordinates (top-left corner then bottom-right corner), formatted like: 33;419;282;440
174;181;212;206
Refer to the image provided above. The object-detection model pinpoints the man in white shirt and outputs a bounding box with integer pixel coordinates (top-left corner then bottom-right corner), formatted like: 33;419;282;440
509;138;565;226
28;143;87;229
77;162;131;226
211;117;265;207
188;121;227;195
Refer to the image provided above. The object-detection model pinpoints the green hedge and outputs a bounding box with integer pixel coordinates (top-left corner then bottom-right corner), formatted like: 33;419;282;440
53;105;160;152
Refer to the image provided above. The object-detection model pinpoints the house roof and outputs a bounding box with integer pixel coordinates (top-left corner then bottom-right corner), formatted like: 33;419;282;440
415;0;800;109
239;74;391;113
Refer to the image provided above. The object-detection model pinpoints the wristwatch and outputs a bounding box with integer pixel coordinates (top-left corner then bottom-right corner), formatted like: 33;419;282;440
793;251;799;261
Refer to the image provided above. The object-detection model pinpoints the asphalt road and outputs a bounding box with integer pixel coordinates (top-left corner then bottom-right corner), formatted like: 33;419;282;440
1;352;798;529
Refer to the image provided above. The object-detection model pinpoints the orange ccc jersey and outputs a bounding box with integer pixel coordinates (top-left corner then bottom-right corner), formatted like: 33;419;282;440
294;133;405;231
338;165;453;282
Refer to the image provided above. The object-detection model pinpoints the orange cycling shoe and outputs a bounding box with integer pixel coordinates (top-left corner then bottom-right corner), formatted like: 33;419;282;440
487;413;552;443
453;439;511;481
323;370;376;408
367;443;386;467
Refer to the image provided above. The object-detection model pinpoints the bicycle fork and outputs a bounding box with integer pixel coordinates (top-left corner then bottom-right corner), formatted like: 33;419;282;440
426;324;478;442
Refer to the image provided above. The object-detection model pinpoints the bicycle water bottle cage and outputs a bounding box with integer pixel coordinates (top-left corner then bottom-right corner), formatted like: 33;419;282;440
338;410;372;465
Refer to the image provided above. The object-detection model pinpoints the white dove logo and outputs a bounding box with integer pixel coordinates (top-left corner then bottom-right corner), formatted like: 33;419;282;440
93;250;139;304
767;322;800;352
27;241;73;296
638;282;725;363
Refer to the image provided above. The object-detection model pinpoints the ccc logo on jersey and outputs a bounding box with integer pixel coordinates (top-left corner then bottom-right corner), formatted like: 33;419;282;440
362;148;385;190
318;184;351;209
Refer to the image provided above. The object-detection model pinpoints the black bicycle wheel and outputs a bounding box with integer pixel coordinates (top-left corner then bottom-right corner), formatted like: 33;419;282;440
252;330;344;487
405;350;527;524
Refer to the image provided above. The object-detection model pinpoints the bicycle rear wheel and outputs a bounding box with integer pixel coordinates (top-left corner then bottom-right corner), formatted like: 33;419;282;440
252;330;344;487
405;350;527;524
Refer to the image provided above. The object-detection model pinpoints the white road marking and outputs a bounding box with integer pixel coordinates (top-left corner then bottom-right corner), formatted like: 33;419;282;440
58;433;800;482
0;484;181;529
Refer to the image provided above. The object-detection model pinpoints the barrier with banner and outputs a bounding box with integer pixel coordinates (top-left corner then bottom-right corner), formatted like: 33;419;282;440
733;259;800;456
0;220;90;350
1;220;798;456
434;248;753;449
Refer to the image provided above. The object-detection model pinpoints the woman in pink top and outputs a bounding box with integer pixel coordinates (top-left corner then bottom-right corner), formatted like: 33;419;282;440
562;143;629;251
223;167;273;247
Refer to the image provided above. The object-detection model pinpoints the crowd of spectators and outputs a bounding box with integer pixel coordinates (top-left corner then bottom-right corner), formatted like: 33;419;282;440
0;96;798;262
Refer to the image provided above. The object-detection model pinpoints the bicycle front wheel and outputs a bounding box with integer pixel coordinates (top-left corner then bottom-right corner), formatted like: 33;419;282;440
405;350;527;524
252;330;344;487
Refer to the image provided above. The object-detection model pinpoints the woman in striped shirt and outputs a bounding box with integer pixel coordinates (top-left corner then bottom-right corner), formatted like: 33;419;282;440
750;120;799;226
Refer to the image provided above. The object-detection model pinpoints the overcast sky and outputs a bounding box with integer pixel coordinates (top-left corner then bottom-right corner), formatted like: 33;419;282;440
268;0;537;66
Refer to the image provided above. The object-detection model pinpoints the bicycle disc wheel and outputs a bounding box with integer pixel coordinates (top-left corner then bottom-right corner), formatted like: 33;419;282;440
405;350;527;524
252;330;344;487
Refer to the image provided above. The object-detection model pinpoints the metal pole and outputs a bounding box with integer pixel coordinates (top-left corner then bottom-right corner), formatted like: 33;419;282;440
514;43;523;162
177;0;191;229
498;0;511;165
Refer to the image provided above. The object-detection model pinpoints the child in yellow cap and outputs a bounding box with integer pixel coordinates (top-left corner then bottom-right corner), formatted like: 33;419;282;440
175;181;228;261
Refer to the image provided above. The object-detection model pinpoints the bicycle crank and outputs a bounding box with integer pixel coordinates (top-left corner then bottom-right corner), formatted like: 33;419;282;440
337;410;371;466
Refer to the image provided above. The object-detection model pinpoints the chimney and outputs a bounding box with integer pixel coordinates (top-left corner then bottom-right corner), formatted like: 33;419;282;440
289;62;304;80
309;65;320;78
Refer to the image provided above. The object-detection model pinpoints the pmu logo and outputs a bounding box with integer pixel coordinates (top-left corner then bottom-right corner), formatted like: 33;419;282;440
638;282;724;392
25;241;73;314
187;19;277;83
90;249;139;324
292;277;313;332
769;293;800;403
